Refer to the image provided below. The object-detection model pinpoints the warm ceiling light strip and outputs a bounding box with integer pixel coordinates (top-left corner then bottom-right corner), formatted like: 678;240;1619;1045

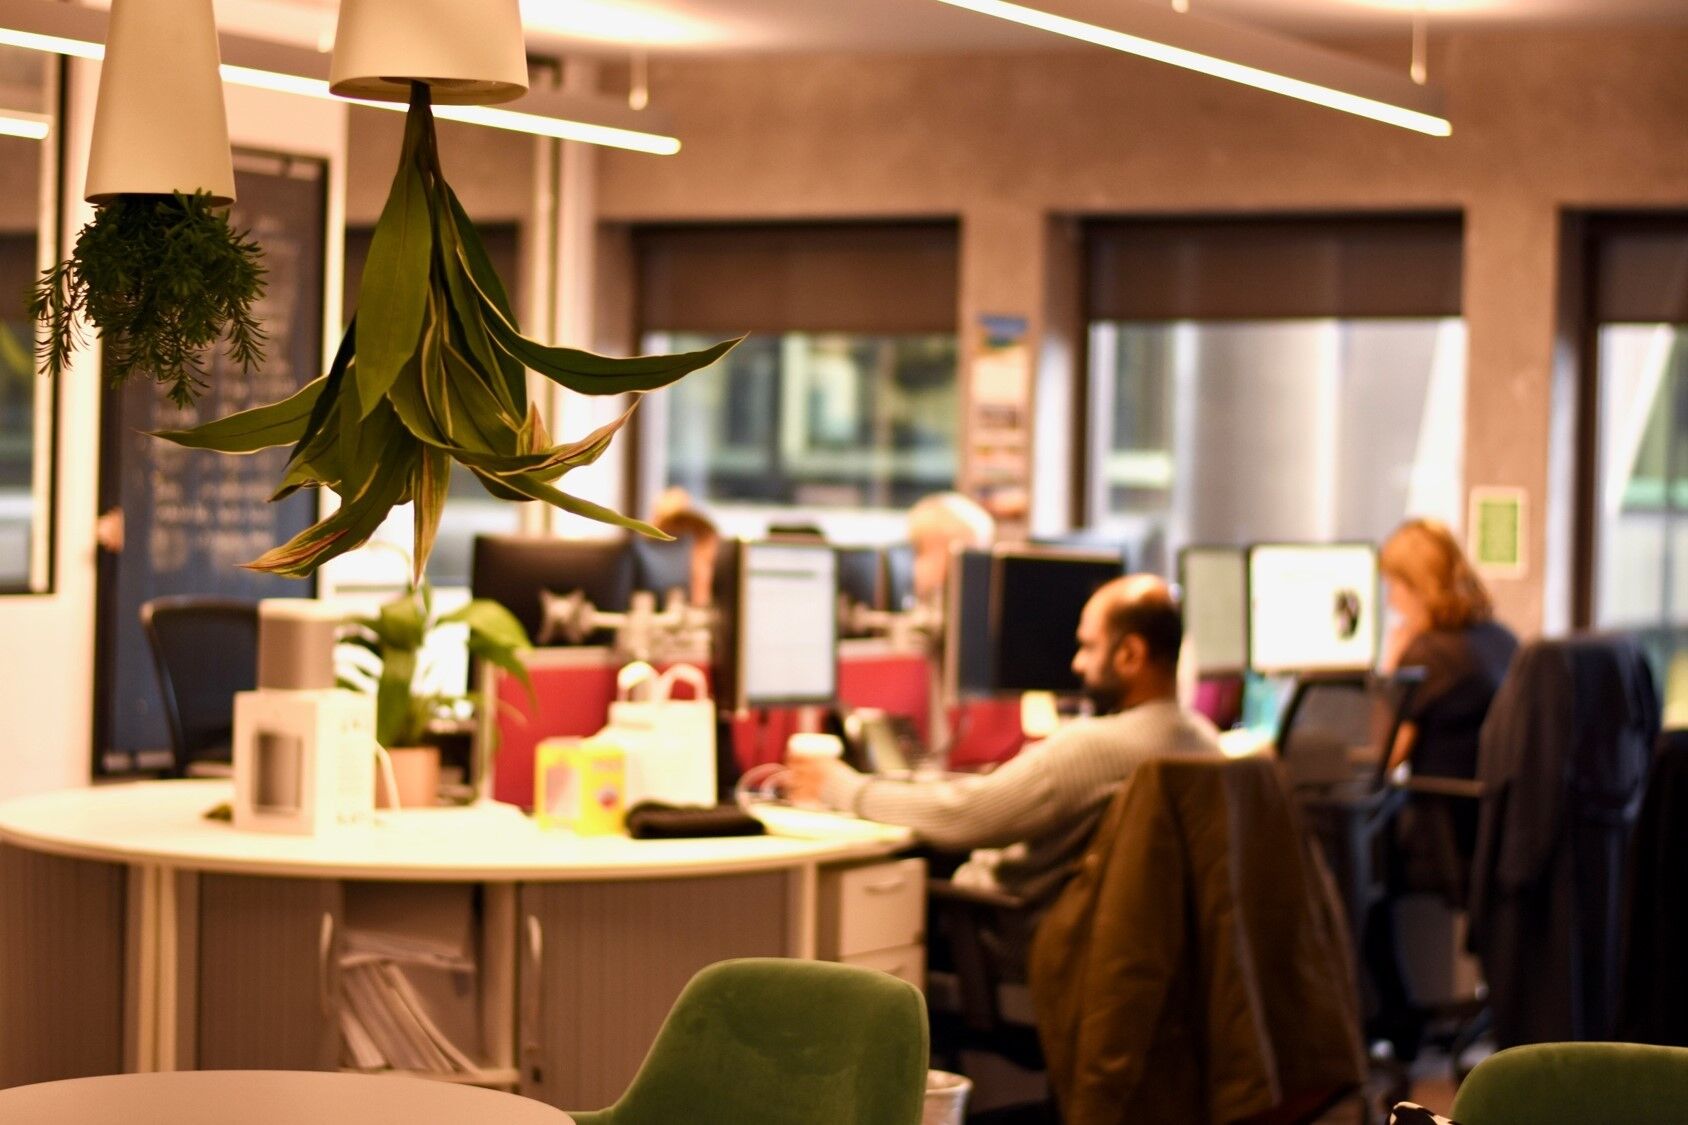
933;0;1451;136
0;0;681;155
0;108;48;139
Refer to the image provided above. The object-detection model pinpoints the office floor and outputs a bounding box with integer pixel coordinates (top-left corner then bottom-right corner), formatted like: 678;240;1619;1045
959;1045;1480;1124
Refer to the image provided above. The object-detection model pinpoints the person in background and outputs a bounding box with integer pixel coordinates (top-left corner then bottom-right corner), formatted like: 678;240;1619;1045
1379;517;1518;778
650;487;720;608
906;491;995;604
789;575;1222;906
1368;516;1518;1067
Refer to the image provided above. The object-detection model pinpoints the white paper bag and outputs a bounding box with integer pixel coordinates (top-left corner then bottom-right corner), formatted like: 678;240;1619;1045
599;662;717;807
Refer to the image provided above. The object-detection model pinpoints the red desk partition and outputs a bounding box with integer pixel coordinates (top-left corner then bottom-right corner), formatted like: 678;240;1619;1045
489;642;1029;810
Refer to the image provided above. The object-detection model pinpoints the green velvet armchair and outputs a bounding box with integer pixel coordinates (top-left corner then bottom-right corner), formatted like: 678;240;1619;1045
569;958;930;1125
1451;1042;1688;1125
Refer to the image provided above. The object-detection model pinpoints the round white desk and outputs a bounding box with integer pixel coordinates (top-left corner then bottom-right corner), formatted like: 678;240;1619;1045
0;1070;575;1125
0;782;920;1114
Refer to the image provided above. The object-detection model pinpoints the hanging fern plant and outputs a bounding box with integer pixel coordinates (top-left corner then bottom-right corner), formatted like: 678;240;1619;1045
30;189;268;407
155;83;738;581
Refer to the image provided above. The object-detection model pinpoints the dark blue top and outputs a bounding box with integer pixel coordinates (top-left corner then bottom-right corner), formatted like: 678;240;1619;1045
1400;619;1519;779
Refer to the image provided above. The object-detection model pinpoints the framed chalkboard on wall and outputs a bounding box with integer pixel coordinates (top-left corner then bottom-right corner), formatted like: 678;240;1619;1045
93;149;328;773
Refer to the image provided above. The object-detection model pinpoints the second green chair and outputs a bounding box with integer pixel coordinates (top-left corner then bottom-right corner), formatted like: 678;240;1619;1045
569;958;930;1125
1451;1042;1688;1125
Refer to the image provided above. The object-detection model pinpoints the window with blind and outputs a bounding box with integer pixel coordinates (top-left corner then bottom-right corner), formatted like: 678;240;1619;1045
1082;215;1466;574
1583;216;1688;703
633;222;960;516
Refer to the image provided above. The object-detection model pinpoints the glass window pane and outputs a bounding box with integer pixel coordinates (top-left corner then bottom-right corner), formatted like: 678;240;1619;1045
1087;318;1466;575
0;48;53;593
1593;324;1688;705
643;330;959;512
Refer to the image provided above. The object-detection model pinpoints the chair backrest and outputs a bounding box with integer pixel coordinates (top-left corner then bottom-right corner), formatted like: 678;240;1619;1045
1451;1042;1688;1125
1276;669;1422;789
140;596;260;776
584;958;928;1125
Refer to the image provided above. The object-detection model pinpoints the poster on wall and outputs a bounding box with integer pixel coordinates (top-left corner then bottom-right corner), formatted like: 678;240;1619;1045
969;314;1031;533
1468;486;1527;578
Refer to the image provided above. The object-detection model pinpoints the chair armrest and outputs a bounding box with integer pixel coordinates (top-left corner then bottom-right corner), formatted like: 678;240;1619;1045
1397;776;1486;801
927;878;1028;912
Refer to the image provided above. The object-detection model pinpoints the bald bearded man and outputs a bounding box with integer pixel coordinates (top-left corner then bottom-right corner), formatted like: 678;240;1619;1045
791;575;1223;904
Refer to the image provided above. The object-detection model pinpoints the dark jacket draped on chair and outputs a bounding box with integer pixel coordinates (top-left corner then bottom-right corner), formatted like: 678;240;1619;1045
1468;635;1659;1048
1028;755;1364;1125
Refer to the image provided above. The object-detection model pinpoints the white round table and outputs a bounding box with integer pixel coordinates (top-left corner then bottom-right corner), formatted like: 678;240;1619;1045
0;1070;574;1124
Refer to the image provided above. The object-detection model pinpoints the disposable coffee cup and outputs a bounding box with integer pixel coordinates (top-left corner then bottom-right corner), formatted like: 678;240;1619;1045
786;732;843;763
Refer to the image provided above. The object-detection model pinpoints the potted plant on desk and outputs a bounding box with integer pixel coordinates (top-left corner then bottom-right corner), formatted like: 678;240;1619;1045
340;580;532;807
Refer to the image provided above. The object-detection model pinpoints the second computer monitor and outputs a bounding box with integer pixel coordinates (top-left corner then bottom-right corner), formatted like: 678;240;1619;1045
946;545;1125;698
1179;546;1249;676
1247;543;1378;675
992;548;1125;694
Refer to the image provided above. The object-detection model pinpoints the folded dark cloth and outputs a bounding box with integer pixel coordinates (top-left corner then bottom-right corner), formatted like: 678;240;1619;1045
625;801;767;839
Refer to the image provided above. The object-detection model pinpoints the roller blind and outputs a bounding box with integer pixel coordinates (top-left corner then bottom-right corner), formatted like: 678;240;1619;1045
634;221;959;335
1590;218;1688;324
1086;215;1463;321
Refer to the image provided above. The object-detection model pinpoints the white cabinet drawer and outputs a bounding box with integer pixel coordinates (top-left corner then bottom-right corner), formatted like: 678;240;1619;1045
817;858;925;959
843;942;925;991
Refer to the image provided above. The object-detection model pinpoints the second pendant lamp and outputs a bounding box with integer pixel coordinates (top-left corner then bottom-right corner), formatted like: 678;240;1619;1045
329;0;530;105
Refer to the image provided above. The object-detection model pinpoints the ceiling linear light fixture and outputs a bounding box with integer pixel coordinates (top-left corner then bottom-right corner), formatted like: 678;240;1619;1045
0;108;48;139
0;0;680;155
933;0;1451;137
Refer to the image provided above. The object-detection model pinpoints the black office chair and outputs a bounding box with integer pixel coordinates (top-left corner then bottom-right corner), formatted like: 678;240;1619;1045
140;596;260;778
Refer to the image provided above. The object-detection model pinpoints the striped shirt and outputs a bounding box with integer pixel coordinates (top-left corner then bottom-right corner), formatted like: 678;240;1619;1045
819;699;1223;902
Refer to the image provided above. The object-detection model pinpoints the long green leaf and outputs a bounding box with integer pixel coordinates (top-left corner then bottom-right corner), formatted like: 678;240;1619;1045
448;401;636;480
435;190;524;416
455;240;742;395
466;468;531;503
284;318;356;469
484;468;672;538
354;103;433;419
378;594;428;652
411;445;450;585
245;435;417;577
150;375;323;453
375;645;417;749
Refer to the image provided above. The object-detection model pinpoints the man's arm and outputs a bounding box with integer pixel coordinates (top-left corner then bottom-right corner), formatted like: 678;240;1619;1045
812;738;1067;851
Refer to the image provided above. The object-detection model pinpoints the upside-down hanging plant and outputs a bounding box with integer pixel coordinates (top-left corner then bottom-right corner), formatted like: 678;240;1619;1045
156;83;738;580
31;190;267;407
30;0;267;407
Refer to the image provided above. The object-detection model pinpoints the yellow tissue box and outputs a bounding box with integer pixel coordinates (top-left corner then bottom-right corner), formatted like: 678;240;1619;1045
534;738;626;835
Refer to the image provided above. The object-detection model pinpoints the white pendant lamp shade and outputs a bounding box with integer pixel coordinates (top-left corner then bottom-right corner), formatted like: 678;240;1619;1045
84;0;236;205
330;0;529;106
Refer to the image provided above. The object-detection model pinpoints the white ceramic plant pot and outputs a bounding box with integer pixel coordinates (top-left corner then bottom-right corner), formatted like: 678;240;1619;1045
329;0;529;106
84;0;236;205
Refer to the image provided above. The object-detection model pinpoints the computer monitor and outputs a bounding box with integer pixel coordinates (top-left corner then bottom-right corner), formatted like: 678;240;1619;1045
944;547;996;700
882;544;916;611
990;548;1125;694
1031;529;1131;572
1247;543;1378;675
835;546;885;611
1178;546;1248;676
944;545;1125;698
470;535;633;645
714;539;839;712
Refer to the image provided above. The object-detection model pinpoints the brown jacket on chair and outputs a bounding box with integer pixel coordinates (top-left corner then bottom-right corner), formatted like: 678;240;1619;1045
1028;755;1365;1125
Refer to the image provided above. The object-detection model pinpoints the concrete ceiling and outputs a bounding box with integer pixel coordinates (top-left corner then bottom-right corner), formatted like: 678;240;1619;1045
220;0;1688;57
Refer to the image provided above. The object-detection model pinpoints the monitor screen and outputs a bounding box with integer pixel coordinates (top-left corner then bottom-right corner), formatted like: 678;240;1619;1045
883;544;916;611
1179;546;1248;675
944;547;996;699
991;549;1125;694
835;546;884;611
1247;543;1378;674
736;541;839;709
470;535;633;645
